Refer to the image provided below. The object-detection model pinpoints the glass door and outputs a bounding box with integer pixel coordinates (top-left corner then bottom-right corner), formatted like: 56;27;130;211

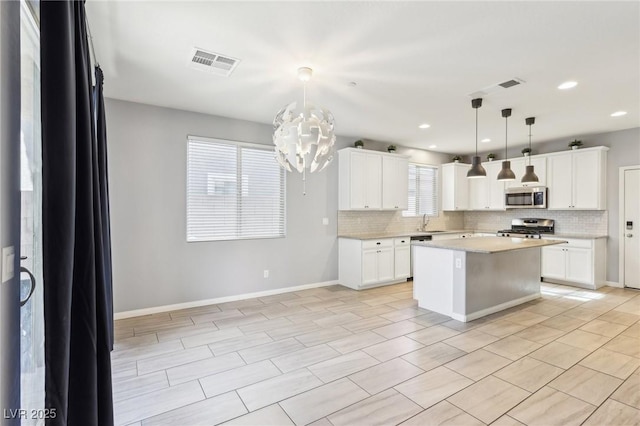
20;2;44;423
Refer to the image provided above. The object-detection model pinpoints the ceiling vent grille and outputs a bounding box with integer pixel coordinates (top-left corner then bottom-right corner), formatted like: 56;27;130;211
499;79;522;89
188;47;240;77
469;77;525;98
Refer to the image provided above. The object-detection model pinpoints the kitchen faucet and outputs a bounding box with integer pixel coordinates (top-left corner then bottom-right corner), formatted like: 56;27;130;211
422;214;429;231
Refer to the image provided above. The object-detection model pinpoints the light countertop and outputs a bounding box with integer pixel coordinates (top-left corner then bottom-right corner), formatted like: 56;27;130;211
544;233;608;239
412;236;567;254
338;230;606;241
338;230;468;240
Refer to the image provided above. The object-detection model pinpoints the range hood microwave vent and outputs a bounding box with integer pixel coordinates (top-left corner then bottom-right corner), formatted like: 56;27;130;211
188;48;240;77
468;77;525;98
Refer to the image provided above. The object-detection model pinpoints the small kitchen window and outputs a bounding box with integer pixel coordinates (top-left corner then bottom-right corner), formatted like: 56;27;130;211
186;136;286;242
403;163;438;217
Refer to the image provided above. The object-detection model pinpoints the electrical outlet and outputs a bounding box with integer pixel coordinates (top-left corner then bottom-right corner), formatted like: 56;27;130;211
455;258;462;269
263;270;269;278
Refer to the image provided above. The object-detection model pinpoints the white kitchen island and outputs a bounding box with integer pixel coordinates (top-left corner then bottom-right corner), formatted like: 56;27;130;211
413;237;566;322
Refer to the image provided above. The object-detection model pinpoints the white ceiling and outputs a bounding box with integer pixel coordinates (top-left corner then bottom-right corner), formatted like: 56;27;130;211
86;1;640;155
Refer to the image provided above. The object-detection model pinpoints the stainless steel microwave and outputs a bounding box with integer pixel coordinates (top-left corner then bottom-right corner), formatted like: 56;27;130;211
505;186;547;209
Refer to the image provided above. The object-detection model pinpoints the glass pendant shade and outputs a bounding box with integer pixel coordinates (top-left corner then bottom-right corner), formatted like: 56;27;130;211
467;156;487;178
273;67;336;174
497;160;516;181
521;164;539;183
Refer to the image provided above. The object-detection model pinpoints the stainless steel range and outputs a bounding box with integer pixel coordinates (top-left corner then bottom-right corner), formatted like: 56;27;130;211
497;218;555;239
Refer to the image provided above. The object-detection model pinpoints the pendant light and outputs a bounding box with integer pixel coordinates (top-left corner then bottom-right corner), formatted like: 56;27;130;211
497;108;516;181
467;98;487;178
273;67;336;195
521;117;539;183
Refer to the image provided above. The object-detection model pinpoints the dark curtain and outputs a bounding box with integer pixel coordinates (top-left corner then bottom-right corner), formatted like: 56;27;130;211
41;1;114;425
94;66;114;350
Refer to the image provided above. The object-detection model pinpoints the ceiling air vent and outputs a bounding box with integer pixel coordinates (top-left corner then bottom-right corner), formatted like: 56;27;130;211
188;47;240;77
468;77;525;98
499;79;522;89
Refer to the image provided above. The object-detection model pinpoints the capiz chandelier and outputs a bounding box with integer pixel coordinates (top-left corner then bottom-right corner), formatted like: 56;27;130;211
273;67;336;194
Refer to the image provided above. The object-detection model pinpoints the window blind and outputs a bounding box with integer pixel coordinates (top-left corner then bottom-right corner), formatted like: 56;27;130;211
187;137;286;242
404;163;438;217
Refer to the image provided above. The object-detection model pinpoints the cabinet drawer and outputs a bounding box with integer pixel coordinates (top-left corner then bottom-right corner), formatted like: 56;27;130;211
394;237;410;246
564;238;593;249
545;237;592;249
362;239;393;250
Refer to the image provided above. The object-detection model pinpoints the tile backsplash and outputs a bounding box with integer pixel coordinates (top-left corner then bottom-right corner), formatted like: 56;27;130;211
463;210;608;235
338;209;607;236
337;211;465;235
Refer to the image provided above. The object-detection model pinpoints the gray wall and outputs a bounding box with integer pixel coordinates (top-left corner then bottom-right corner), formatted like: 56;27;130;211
106;98;359;312
481;127;640;283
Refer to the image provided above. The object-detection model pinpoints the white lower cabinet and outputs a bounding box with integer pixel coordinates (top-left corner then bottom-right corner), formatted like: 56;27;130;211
394;238;411;280
339;237;410;289
541;237;606;289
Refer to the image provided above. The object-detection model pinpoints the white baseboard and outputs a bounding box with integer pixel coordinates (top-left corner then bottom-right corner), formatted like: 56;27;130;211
450;292;541;323
114;279;339;320
606;281;623;288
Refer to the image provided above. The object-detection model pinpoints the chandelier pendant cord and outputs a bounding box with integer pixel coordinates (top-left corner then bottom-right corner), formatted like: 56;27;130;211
475;107;478;156
528;125;532;166
302;81;307;195
504;116;508;159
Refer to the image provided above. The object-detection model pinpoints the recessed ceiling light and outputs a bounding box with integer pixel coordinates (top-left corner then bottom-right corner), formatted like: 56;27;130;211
558;81;578;90
428;144;437;149
481;138;491;143
611;111;627;117
418;123;431;129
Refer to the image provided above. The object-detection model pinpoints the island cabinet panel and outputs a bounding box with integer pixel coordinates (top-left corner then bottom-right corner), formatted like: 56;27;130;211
412;238;553;322
339;237;408;290
441;163;469;211
541;237;605;289
547;147;607;210
338;148;409;211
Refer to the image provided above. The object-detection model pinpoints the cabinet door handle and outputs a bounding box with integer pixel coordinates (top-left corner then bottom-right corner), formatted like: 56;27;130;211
376;242;381;245
401;240;405;243
627;234;633;238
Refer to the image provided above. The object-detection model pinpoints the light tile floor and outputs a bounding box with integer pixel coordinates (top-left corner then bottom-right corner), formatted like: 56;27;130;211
112;282;640;426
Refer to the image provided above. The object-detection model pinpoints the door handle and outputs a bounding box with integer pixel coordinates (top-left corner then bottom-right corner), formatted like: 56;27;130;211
627;234;633;238
19;265;36;307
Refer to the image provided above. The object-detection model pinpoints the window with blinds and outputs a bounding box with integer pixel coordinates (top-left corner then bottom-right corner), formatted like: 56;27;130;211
187;137;286;242
403;163;439;217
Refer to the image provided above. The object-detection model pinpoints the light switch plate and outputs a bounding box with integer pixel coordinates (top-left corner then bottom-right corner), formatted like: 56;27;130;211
322;217;329;225
2;246;15;283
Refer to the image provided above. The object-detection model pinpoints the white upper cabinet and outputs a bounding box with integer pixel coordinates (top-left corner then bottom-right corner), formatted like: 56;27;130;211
441;163;469;211
338;148;409;211
506;156;547;188
469;161;505;210
547;147;607;210
382;156;409;210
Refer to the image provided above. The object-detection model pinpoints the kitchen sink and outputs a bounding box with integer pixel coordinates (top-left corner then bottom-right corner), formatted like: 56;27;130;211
412;230;446;235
